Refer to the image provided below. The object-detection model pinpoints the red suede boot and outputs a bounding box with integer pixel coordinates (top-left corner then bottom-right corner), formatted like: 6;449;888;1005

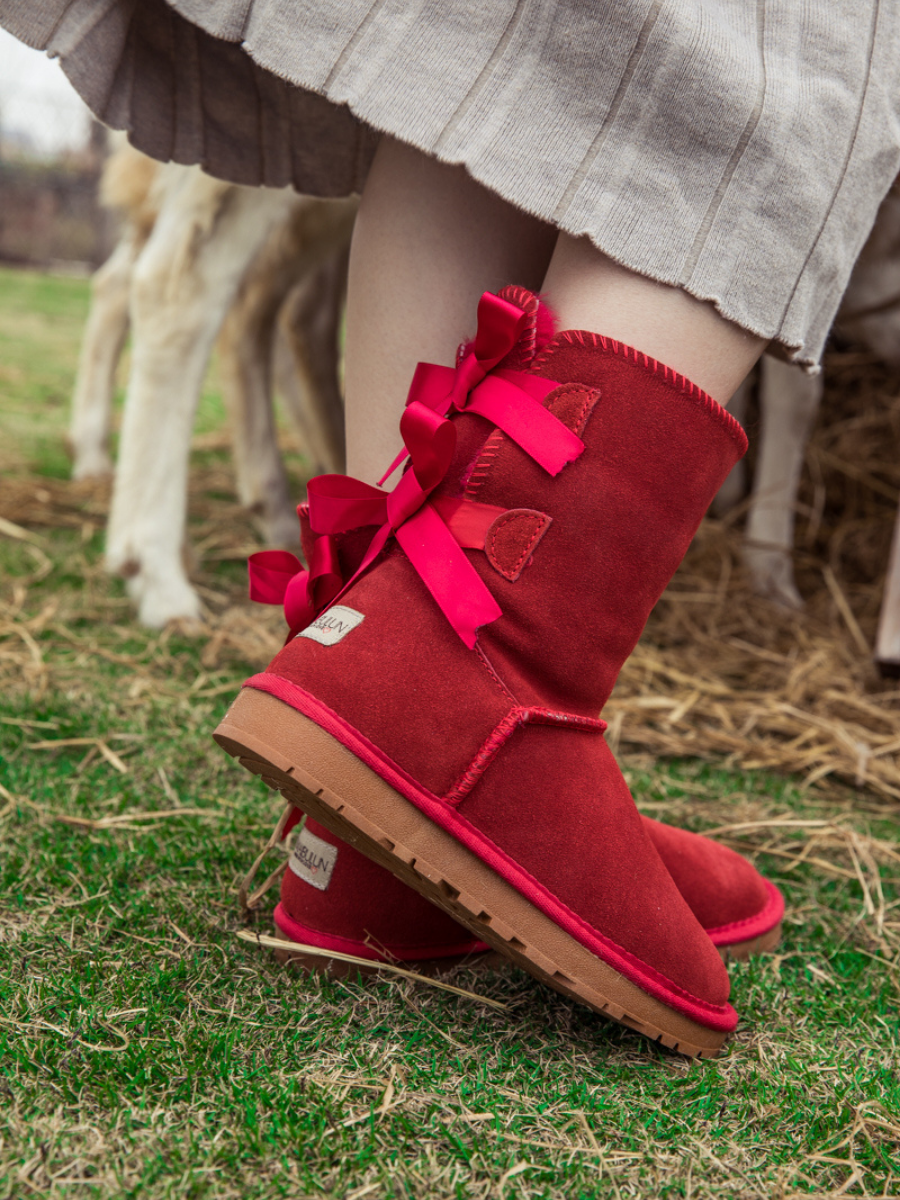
257;505;783;967
275;811;782;967
217;286;752;1056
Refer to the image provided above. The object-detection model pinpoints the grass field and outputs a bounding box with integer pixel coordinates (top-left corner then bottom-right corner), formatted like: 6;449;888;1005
1;264;899;1199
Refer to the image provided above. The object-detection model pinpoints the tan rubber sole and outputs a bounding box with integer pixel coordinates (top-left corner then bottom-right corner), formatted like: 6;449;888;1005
718;922;782;962
215;687;732;1058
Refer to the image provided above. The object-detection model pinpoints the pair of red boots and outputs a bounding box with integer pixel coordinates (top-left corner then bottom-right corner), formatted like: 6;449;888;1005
216;286;783;1057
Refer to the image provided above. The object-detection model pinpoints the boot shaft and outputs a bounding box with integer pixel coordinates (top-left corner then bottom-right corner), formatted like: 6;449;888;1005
265;286;746;795
397;286;748;713
459;325;747;713
291;286;746;719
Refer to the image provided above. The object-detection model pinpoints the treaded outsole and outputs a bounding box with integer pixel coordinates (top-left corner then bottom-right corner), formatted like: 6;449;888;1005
215;689;731;1058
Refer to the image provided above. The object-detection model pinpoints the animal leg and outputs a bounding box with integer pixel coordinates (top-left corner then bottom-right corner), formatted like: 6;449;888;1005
105;168;296;626
743;356;823;609
277;249;348;476
217;220;318;548
68;232;142;479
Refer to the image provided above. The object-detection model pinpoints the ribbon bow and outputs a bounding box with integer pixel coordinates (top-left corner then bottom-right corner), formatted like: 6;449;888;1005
249;292;585;647
247;530;342;635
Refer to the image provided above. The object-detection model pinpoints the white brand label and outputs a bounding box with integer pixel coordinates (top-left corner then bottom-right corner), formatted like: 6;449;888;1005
289;826;338;891
298;605;365;646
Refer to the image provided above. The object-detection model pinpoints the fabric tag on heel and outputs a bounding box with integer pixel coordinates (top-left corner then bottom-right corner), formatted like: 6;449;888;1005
298;605;365;646
289;826;338;890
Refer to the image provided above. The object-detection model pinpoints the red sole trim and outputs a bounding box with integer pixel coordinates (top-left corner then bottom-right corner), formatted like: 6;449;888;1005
273;902;489;962
707;878;785;948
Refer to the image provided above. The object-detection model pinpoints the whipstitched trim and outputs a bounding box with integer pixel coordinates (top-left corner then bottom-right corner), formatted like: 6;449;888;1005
487;510;550;582
533;330;748;454
464;428;505;500
444;705;606;807
545;384;600;439
443;709;525;807
498;286;542;362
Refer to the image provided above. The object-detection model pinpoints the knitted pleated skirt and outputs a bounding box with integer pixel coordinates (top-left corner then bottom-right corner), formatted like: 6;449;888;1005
4;0;900;365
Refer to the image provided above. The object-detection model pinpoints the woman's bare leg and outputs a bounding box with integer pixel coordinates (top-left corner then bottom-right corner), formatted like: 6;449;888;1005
345;137;556;482
345;142;768;484
541;235;766;402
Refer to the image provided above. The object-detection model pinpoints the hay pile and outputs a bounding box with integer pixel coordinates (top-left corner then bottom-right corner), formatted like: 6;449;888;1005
611;347;900;802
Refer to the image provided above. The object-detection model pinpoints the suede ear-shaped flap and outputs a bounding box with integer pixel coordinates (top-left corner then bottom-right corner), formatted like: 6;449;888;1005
545;384;601;436
486;509;553;581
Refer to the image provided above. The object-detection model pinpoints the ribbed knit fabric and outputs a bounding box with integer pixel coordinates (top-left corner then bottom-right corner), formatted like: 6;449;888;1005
4;0;900;366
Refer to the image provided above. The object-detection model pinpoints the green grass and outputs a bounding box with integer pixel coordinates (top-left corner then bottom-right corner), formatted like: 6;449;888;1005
2;267;899;1198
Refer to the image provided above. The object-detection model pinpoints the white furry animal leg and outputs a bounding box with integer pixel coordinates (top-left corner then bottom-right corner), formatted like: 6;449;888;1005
221;199;352;548
711;372;753;516
215;213;324;550
743;357;823;609
105;167;295;627
68;232;142;479
838;189;900;369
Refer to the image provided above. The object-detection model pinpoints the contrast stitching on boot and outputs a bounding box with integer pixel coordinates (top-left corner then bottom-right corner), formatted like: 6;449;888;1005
525;708;606;732
502;288;541;363
545;384;601;438
534;331;748;453
474;644;518;704
467;287;542;365
464;429;505;499
444;706;607;806
519;291;540;362
464;382;596;512
443;709;528;806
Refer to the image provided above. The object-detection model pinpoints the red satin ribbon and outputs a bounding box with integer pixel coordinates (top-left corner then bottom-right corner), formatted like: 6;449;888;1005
248;532;342;633
249;291;583;646
377;292;533;486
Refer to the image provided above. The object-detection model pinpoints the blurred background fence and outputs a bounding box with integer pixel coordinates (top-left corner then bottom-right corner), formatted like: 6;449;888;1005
0;28;111;269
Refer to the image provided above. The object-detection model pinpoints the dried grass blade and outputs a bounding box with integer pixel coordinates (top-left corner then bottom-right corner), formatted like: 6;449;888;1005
823;566;870;656
0;516;45;544
96;741;129;774
236;930;509;1010
54;807;225;830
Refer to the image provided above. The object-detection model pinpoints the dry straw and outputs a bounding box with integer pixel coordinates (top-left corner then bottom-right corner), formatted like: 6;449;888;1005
609;348;900;803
